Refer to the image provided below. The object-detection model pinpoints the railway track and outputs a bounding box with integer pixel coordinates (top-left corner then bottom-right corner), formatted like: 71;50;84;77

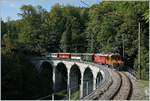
98;71;122;100
112;72;132;100
98;71;132;100
83;70;133;100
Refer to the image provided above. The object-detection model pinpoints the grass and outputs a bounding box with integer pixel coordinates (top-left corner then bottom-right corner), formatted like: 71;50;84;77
137;80;149;100
54;90;67;100
37;90;67;100
138;80;149;87
37;94;52;100
70;90;80;100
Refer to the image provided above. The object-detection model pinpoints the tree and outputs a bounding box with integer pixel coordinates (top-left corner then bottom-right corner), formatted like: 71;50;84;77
60;31;68;52
18;5;48;54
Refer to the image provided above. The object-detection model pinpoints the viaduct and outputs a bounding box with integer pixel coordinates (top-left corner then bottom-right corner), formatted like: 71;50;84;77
30;57;106;98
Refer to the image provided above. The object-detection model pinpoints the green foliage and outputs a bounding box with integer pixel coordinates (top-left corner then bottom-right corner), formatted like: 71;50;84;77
17;5;48;53
70;90;80;100
60;6;87;52
60;31;68;52
86;1;149;79
1;50;42;99
1;20;7;37
1;1;149;99
133;47;149;80
143;9;149;23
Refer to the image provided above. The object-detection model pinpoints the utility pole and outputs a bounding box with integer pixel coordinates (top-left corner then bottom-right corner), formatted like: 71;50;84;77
138;22;141;79
122;34;124;58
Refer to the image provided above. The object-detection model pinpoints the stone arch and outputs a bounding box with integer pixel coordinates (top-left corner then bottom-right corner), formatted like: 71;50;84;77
40;61;53;97
83;67;93;97
70;64;81;96
55;62;68;92
96;72;103;88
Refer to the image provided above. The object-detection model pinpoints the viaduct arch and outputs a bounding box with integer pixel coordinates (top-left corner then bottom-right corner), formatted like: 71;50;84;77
40;62;53;96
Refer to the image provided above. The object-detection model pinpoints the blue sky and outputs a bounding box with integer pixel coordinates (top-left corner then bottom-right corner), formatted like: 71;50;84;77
0;0;101;21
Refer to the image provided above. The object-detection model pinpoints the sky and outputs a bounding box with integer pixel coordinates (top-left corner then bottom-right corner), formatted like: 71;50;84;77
0;0;101;21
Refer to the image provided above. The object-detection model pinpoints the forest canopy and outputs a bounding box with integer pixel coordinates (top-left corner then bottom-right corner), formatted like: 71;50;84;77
1;1;149;99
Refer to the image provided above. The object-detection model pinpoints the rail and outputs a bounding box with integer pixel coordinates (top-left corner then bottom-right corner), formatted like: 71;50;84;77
98;71;122;100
